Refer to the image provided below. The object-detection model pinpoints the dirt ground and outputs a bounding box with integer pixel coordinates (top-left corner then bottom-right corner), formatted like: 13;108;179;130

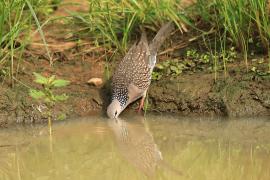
0;0;269;127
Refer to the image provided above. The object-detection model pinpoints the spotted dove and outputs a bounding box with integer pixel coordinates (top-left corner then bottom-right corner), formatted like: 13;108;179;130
107;22;174;118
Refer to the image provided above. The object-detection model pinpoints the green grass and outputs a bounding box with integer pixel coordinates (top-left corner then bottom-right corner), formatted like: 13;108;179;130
70;0;270;75
196;0;270;72
72;0;192;54
0;0;53;85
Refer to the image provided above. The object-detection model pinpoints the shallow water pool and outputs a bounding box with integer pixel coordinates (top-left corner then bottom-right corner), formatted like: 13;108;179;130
0;113;270;180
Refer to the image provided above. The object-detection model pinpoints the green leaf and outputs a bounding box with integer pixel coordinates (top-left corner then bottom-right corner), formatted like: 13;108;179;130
257;71;267;76
167;68;171;74
57;113;67;121
177;63;186;70
48;75;56;84
151;71;162;81
155;64;164;70
29;89;45;100
44;97;53;104
162;61;170;67
258;59;264;64
175;69;182;75
170;65;178;72
33;72;48;85
55;94;69;101
52;79;70;87
251;67;257;72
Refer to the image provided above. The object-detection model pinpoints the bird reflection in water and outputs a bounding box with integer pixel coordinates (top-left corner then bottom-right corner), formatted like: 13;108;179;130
108;115;183;177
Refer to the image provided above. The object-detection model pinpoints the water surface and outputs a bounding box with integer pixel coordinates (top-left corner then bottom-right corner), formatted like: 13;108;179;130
0;114;270;180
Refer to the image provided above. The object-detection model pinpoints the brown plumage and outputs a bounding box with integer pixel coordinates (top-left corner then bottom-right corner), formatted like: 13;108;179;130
107;22;174;119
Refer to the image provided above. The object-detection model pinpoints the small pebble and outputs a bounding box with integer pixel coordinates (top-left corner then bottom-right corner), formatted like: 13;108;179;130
87;78;103;87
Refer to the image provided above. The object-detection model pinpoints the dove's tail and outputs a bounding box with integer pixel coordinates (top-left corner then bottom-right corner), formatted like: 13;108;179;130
149;22;175;55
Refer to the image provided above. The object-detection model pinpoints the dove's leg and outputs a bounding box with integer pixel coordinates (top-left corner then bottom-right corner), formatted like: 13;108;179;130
137;91;147;113
137;97;145;113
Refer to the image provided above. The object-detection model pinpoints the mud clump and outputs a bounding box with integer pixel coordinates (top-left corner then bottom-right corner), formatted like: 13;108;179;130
0;86;43;127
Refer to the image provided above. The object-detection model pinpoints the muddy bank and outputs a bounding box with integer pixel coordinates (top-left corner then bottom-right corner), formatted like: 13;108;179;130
148;73;270;117
1;69;269;127
0;84;103;127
